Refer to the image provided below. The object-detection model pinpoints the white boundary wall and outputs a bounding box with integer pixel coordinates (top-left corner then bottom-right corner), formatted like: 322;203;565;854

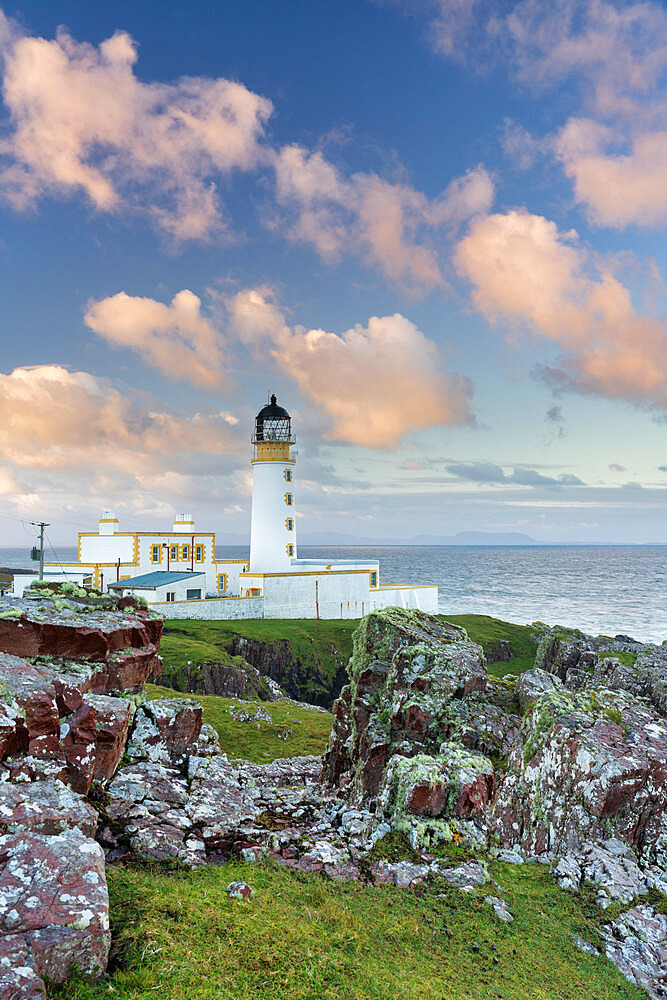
151;596;264;620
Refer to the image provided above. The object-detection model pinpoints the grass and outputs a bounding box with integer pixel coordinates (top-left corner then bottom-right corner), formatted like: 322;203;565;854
160;618;359;704
50;858;645;1000
597;650;638;668
159;614;541;707
145;683;332;763
438;614;539;679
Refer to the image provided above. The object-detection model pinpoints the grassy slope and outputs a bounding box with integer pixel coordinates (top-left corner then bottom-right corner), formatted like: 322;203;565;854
53;859;644;1000
145;682;332;762
159;618;359;702
160;613;540;698
439;614;539;678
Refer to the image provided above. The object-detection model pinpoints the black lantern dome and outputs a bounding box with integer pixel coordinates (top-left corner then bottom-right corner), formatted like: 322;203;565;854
253;394;295;443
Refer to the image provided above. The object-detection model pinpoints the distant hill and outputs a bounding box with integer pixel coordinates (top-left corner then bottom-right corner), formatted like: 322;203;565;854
213;530;539;546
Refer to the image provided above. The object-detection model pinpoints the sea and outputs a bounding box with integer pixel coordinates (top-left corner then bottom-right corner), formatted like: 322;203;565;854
1;544;665;644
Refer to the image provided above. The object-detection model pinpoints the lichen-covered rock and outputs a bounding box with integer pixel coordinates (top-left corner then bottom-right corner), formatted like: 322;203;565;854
0;933;45;999
438;860;489;892
125;699;202;767
0;596;162;663
378;746;494;826
323;608;488;803
370;859;431;888
515;668;563;713
85;694;134;782
492;687;667;856
0;829;110;984
553;839;650;907
0;779;97;837
599;904;667;999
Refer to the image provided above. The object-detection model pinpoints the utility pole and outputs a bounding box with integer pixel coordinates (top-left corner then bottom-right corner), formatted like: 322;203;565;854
33;522;49;581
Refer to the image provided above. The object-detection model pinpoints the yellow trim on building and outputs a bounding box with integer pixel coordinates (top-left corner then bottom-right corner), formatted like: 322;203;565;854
181;543;190;561
286;543;295;556
217;573;228;592
149;544;162;564
284;469;292;482
285;518;294;531
98;518;119;524
284;492;293;506
195;543;205;563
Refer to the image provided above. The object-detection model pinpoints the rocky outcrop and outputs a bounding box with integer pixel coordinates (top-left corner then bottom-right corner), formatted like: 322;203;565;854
0;829;110;986
0;590;162;997
320;607;667;996
322;608;488;807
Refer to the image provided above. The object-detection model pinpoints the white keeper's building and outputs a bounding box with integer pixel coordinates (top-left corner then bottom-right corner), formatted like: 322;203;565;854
30;395;438;619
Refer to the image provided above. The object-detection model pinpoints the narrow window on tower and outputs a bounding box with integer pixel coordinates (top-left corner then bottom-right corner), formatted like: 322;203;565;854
285;518;294;531
195;544;203;562
370;571;378;588
284;469;292;482
284;493;293;506
286;543;295;556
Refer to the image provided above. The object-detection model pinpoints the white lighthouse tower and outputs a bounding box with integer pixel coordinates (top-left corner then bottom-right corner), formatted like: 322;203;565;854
249;395;297;573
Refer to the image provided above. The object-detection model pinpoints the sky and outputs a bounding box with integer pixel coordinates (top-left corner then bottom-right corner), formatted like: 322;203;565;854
0;0;665;545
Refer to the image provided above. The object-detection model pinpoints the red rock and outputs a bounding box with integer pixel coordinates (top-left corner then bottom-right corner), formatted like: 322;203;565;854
0;829;110;983
85;694;133;782
61;702;98;794
0;655;59;758
0;779;97;837
0;933;45;999
406;780;449;817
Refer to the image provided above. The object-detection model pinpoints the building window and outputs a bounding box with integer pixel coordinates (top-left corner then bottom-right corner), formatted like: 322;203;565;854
217;573;228;592
286;543;295;556
370;571;378;588
186;588;201;600
151;544;161;563
181;544;190;561
170;545;178;560
285;518;294;531
166;592;175;602
195;544;204;562
284;469;292;482
284;492;293;506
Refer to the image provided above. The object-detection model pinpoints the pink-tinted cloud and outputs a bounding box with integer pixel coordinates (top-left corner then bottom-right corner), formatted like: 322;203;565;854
273;144;492;294
227;287;475;447
557;119;667;228
0;365;241;477
84;289;230;390
0;13;272;240
454;209;667;409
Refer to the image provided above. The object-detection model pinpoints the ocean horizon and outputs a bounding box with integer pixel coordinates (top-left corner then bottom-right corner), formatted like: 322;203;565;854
2;543;664;644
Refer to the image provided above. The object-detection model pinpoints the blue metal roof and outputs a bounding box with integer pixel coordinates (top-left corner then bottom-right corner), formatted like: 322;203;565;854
108;571;205;590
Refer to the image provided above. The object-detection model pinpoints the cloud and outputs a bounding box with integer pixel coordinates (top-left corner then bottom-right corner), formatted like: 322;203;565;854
84;289;230;390
0;14;272;240
272;144;493;293
227;287;475;447
546;405;564;424
659;465;667;472
608;463;626;472
0;365;241;480
446;461;585;486
454;209;667;410
557;120;667;228
400;458;428;470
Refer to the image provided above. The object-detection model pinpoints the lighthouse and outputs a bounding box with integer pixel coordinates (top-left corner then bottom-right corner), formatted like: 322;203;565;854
249;394;297;572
